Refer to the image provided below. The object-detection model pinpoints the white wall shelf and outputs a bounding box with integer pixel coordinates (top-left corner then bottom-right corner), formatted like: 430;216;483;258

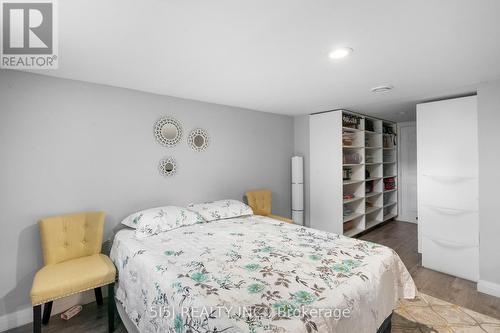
310;110;398;237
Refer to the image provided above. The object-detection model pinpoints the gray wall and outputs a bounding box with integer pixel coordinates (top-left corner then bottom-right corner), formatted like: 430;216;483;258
0;70;293;319
293;115;310;226
477;79;500;293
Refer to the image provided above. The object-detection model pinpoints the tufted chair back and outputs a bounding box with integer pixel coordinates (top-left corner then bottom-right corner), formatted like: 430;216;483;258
245;189;272;216
39;212;105;265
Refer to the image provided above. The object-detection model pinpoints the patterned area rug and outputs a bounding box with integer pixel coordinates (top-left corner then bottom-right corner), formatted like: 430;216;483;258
394;293;500;333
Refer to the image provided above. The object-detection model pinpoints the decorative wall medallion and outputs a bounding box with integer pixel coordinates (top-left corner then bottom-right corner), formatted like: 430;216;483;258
187;128;209;152
158;157;177;177
154;117;183;147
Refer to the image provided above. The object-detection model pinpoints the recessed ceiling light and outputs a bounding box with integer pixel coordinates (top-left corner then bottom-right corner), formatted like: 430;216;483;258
371;85;394;93
329;47;353;60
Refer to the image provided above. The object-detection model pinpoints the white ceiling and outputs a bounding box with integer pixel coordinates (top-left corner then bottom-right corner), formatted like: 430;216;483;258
32;0;500;121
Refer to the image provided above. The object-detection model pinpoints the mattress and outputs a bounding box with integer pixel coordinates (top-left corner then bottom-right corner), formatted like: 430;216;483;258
110;215;416;333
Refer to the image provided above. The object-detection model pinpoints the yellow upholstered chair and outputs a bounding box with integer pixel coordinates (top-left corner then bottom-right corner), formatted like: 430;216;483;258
245;189;294;224
30;212;117;333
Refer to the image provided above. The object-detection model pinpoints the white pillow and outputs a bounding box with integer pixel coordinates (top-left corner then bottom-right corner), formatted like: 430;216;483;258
121;206;164;229
121;206;205;238
135;206;206;238
187;199;253;222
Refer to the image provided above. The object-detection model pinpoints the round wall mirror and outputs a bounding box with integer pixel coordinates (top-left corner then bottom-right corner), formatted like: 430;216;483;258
188;128;209;152
154;117;182;147
159;157;177;177
161;124;178;140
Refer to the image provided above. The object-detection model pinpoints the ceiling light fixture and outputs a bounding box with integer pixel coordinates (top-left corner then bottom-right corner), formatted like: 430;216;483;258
329;47;353;60
371;85;394;93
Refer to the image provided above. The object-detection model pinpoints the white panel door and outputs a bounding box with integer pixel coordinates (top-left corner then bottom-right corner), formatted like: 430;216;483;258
417;96;479;282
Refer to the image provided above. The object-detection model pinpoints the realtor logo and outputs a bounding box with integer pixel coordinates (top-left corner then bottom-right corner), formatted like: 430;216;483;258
1;0;58;69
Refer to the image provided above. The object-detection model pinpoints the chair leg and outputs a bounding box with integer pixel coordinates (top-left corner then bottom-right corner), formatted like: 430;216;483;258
94;287;103;306
42;301;53;325
108;283;115;333
33;305;41;333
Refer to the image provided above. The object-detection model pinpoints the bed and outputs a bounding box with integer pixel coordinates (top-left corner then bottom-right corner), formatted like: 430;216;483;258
110;215;416;333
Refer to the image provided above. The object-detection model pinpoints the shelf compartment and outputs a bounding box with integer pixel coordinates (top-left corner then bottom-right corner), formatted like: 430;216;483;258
366;177;382;181
343;196;364;204
366;163;382;180
366;219;383;229
342;126;362;132
343;212;364;237
343;211;364;223
364;118;383;134
344;227;364;238
384;188;397;193
365;191;383;198
365;130;382;148
343;149;364;165
365;206;383;215
383;202;397;208
383;149;396;163
383;212;398;221
343;179;364;185
365;147;382;164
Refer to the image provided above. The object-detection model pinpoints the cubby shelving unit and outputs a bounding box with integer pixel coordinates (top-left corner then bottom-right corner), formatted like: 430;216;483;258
310;110;398;238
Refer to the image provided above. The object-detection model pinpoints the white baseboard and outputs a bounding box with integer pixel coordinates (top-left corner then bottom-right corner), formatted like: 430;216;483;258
0;307;32;333
0;288;107;332
396;215;417;224
478;279;500;298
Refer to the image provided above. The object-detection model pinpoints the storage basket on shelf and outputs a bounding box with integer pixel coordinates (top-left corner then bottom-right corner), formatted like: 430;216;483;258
343;151;362;164
342;114;362;129
343;168;353;180
343;220;355;232
342;131;356;146
384;177;396;191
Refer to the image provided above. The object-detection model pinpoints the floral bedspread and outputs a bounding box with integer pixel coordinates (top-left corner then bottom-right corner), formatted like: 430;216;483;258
110;216;416;333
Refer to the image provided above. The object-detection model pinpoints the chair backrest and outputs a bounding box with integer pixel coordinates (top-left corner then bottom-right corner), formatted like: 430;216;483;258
245;189;272;216
39;212;105;265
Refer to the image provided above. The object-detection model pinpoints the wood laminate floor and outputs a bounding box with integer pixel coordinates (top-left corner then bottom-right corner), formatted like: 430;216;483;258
6;221;500;333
